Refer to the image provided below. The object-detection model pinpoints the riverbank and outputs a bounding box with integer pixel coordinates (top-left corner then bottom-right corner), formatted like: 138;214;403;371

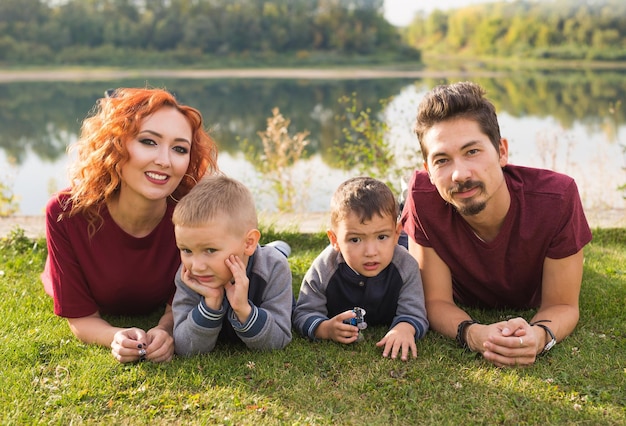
0;67;504;83
2;208;624;239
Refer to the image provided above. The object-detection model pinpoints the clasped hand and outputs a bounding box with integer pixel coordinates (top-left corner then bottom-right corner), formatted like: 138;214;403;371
110;326;174;363
470;317;542;367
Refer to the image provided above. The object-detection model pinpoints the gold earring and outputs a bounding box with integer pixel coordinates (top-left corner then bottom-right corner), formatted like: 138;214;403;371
169;174;199;203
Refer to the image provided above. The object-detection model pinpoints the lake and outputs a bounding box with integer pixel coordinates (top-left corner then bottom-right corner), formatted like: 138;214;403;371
0;68;624;226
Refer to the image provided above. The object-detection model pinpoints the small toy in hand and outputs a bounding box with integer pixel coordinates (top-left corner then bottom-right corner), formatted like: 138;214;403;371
343;307;367;341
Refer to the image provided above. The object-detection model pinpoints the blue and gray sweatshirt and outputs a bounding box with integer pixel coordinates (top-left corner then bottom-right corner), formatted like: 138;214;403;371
293;244;429;340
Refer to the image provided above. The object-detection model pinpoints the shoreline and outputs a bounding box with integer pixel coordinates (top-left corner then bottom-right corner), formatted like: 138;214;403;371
0;67;504;83
2;209;624;239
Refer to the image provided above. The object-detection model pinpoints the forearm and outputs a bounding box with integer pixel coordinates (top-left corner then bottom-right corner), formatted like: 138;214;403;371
531;304;579;343
152;305;174;335
426;299;473;340
67;315;123;347
237;305;292;350
173;298;224;356
239;278;294;350
313;320;331;340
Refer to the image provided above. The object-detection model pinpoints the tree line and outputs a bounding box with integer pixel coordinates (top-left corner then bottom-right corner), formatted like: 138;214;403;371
0;0;420;67
404;0;626;61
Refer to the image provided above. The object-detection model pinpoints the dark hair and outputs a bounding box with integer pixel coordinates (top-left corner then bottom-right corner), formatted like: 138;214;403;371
414;81;501;160
330;177;398;228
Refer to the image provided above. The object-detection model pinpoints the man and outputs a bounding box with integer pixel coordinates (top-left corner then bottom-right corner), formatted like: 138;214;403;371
401;81;592;367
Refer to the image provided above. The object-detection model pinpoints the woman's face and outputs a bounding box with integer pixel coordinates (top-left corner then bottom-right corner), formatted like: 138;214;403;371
120;106;192;203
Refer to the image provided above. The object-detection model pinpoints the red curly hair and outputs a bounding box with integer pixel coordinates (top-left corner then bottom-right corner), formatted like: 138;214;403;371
61;87;219;234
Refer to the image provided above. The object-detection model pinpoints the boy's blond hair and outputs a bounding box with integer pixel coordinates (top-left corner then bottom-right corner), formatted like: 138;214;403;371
172;174;258;235
329;177;398;228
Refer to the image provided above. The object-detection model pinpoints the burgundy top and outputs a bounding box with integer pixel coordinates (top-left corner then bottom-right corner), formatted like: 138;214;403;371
401;165;592;308
42;192;179;317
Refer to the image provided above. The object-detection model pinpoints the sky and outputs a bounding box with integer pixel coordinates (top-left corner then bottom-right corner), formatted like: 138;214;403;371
383;0;500;26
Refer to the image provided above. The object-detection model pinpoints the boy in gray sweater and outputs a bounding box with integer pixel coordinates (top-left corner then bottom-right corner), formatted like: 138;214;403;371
172;174;293;356
293;177;428;361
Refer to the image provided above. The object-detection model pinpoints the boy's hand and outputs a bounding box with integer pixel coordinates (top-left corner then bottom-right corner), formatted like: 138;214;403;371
181;264;224;309
224;254;252;323
376;322;417;361
314;310;360;344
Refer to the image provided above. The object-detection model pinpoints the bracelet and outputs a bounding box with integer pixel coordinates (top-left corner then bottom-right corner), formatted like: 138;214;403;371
456;319;480;350
530;320;557;355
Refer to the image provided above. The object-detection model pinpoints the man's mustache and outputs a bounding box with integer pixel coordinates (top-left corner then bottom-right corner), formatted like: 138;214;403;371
450;180;483;194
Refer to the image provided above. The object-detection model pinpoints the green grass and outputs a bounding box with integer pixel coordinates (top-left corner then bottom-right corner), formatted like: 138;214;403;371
1;227;625;425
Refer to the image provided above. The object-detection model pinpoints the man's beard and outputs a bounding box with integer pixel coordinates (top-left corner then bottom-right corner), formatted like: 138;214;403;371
449;180;486;216
456;200;487;216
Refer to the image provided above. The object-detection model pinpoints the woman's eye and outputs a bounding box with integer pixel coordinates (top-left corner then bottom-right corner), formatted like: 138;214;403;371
139;138;156;146
173;146;189;154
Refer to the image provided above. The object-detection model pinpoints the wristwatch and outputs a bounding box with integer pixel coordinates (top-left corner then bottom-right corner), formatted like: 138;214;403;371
530;320;557;355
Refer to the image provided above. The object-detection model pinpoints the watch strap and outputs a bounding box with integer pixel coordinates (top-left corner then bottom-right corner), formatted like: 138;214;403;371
456;319;480;350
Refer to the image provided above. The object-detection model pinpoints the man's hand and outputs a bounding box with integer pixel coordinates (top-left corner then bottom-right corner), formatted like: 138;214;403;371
469;318;543;367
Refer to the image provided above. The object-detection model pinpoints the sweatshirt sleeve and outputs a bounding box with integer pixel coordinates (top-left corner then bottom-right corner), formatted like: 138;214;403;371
293;246;336;340
172;265;224;356
391;246;429;340
233;247;293;350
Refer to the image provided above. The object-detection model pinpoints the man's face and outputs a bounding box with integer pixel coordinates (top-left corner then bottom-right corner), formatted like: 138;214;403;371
422;117;508;217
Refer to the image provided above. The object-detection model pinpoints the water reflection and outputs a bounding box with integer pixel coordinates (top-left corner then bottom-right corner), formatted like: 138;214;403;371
0;71;624;219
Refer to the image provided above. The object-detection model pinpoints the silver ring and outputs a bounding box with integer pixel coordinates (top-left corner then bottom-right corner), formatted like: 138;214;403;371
519;337;523;347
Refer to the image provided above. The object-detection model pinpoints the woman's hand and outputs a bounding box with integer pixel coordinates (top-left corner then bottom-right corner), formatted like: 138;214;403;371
144;327;174;363
110;327;149;363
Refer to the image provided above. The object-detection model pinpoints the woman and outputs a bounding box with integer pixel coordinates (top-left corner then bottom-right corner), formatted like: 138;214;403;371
41;88;218;363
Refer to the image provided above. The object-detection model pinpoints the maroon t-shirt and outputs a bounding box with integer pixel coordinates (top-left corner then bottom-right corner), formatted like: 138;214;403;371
41;193;179;318
401;165;592;309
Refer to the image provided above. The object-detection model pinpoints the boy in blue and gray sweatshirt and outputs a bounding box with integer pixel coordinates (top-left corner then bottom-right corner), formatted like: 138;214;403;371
293;177;428;361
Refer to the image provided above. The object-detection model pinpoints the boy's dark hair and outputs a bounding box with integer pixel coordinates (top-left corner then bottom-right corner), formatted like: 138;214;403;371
330;177;398;228
414;81;501;160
